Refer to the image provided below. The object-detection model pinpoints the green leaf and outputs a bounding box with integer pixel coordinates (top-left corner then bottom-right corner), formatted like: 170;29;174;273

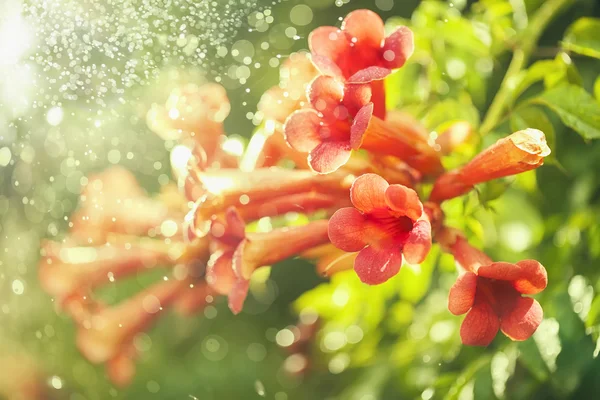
510;106;556;161
441;19;490;57
476;179;512;205
443;356;492;400
510;60;558;104
422;98;481;131
594;75;600;103
531;84;600;140
562;17;600;59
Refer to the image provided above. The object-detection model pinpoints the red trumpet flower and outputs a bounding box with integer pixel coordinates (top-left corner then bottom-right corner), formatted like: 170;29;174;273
430;129;551;202
284;76;443;175
205;208;331;314
309;9;414;80
328;174;432;285
443;231;547;346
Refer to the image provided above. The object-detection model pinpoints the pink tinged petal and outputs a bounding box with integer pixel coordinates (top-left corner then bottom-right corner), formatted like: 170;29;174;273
309;26;351;64
342;9;385;49
225;207;246;240
284;109;323;152
460;300;500;346
350;173;389;212
228;278;250;315
514;260;548;294
350;103;374;150
347;67;392;84
354;245;403;285
308;76;344;113
448;272;477;315
343;83;372;114
308;141;352;174
384;184;423;220
403;220;432;264
382;26;415;69
500;297;543;341
206;252;236;295
328;207;369;252
310;54;344;80
479;260;548;293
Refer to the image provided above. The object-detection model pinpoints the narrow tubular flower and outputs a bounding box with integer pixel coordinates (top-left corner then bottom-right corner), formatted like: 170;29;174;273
284;76;443;175
229;220;330;314
188;167;349;235
76;279;188;364
435;121;473;156
443;230;548;346
430;129;551;202
204;208;331;314
39;240;174;302
146;83;230;162
252;52;317;168
70;167;176;244
328;174;432;285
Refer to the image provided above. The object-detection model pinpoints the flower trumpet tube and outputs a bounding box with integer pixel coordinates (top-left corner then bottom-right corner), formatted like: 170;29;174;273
233;220;331;281
328;173;432;285
39;240;172;302
76;278;188;364
435;121;473;156
39;235;209;304
146;83;230;162
284;75;443;175
430;129;551;202
204;208;330;314
439;228;547;346
70;167;176;244
355;105;444;176
188;167;350;236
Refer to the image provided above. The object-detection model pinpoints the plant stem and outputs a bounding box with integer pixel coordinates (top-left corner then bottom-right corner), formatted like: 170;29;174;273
479;0;576;135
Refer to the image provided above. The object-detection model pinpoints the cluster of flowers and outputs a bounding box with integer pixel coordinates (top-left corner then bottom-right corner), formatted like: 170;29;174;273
39;9;551;386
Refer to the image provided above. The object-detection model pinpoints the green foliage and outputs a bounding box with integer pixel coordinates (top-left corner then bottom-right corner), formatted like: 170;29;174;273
562;17;600;59
531;84;600;139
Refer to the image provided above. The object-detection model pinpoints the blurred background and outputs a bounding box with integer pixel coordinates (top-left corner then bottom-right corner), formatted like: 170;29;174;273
1;0;600;399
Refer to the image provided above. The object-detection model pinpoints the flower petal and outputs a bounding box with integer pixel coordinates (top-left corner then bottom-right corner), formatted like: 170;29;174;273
403;220;432;264
500;297;543;341
460;300;500;346
350;103;374;150
284;109;323;152
350;173;389;212
308;76;344;114
308;141;352;174
310;54;344;80
514;260;548;294
477;262;521;280
309;26;351;67
342;9;385;50
206;251;236;295
478;260;549;294
328;207;368;252
344;84;372;114
382;26;414;69
347;67;392;84
354;244;402;285
228;278;250;315
384;184;423;220
448;272;477;315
